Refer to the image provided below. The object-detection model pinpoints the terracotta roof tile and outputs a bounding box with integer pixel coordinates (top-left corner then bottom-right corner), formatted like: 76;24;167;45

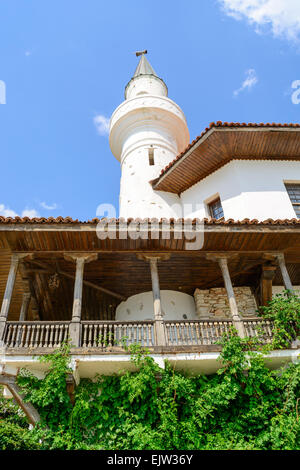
0;216;299;226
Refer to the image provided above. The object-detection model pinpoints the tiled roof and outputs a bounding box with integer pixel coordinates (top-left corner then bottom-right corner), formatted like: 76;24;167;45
158;121;300;177
153;121;300;193
0;216;299;226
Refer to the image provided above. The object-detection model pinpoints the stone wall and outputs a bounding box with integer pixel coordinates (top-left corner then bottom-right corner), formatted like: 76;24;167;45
194;287;258;319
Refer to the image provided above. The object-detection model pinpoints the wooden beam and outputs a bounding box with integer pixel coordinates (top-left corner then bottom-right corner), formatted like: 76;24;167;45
19;262;40;320
29;260;125;301
0;375;41;426
276;253;294;292
204;259;265;289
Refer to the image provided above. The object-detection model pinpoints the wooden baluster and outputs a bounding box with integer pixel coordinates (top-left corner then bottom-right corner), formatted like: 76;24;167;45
127;324;131;345
113;324;117;348
205;322;210;345
30;325;35;347
136;324;141;345
38;325;44;348
9;325;15;347
94;323;98;347
103;323;107;349
53;326;59;347
24;325;30;348
206;322;211;345
34;325;40;348
108;324;113;347
12;324;18;347
82;324;87;347
88;324;93;348
142;324;147;347
174;323;179;346
133;323;137;345
99;324;103;348
49;325;54;348
147;324;152;347
164;323;169;346
266;321;272;342
194;322;200;345
44;325;50;347
58;325;63;346
192;322;198;345
65;324;69;342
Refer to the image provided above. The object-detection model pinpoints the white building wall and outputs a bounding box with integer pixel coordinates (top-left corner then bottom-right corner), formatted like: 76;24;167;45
116;290;196;322
181;160;300;221
272;286;300;296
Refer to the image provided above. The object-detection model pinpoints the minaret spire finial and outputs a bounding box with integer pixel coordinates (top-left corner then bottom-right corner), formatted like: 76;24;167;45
135;49;147;57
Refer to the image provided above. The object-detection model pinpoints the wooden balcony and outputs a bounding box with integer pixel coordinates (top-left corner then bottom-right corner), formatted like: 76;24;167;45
1;318;274;353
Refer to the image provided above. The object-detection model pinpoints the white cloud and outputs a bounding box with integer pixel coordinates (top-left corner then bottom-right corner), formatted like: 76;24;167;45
0;203;40;218
93;114;110;136
233;68;258;96
25;50;32;57
0;204;18;218
218;0;300;42
40;202;57;210
21;208;40;218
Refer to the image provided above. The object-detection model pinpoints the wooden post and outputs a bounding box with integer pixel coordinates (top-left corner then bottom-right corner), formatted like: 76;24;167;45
276;253;294;293
19;293;31;321
260;266;277;307
217;257;246;338
149;257;166;347
66;254;98;347
0;254;25;341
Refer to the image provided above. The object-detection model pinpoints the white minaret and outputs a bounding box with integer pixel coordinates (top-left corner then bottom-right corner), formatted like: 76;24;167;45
109;52;190;219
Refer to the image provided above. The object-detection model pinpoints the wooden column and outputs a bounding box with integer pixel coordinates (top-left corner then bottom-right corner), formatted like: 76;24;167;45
217;257;246;338
0;254;27;340
19;293;31;321
149;258;166;346
260;266;277;307
65;254;97;347
276;253;294;293
137;253;170;347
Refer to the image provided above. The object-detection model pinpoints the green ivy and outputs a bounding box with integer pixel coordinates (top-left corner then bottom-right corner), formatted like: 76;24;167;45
260;290;300;349
0;331;299;450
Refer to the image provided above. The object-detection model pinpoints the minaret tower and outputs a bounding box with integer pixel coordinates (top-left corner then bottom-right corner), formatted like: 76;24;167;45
109;52;190;219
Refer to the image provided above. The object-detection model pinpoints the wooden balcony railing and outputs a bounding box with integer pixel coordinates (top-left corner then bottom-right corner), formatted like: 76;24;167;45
243;318;274;344
2;321;70;349
164;319;234;346
1;318;275;351
81;321;155;349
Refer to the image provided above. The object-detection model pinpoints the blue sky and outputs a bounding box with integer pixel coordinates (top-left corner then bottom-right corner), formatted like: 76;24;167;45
0;0;299;220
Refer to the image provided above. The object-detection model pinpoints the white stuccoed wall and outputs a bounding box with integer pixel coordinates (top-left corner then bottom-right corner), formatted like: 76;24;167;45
116;290;197;322
272;286;300;296
181;160;300;221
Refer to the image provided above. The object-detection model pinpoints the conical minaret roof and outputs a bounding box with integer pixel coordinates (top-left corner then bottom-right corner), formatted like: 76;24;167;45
133;54;157;77
125;52;168;99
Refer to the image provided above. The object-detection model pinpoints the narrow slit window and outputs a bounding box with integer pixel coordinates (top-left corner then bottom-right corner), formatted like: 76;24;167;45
285;183;300;218
148;148;155;166
208;197;224;220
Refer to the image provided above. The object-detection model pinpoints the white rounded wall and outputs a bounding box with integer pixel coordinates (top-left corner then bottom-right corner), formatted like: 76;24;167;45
116;290;197;322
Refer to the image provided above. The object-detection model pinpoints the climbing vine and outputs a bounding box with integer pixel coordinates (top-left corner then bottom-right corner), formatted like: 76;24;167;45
0;328;299;450
260;290;300;349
